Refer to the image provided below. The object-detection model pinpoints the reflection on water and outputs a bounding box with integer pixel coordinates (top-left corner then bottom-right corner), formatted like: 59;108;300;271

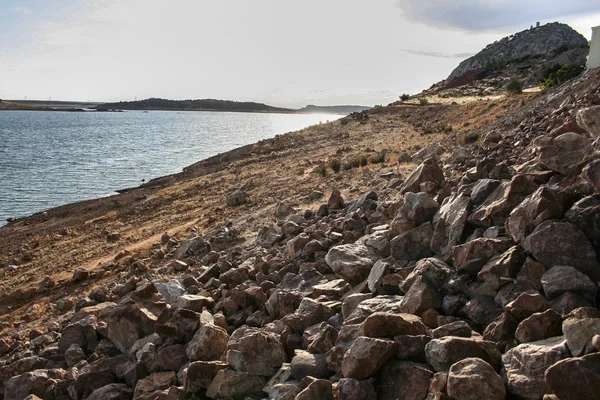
0;110;340;224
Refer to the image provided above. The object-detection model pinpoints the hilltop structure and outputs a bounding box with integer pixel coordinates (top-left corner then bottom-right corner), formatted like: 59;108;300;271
588;25;600;69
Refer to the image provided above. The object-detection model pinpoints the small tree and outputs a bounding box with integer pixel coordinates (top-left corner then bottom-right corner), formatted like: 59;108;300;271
400;94;410;101
505;78;523;95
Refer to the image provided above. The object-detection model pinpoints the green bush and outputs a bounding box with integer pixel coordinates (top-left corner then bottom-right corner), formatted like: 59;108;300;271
318;167;327;177
329;159;341;173
419;98;429;105
423;125;452;135
400;94;410;101
360;156;368;167
540;64;585;89
505;78;523;95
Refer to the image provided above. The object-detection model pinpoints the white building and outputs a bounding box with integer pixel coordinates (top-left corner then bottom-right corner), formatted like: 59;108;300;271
588;26;600;70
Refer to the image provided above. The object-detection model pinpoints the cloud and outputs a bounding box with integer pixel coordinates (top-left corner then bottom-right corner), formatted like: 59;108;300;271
395;0;600;31
401;48;474;59
11;6;31;14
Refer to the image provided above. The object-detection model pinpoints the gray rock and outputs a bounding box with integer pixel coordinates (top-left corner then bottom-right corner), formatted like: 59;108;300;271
470;179;501;204
565;194;600;256
5;369;65;400
389;222;433;261
514;309;563;344
186;324;229;361
399;158;444;195
100;304;158;354
431;193;471;257
290;351;331;380
402;192;440;226
183;361;228;392
505;292;551;320
335;378;376;400
325;243;381;285
562;316;600;356
452;238;513;276
296;378;333;400
206;369;265;399
226;188;247;206
537;132;594;175
502;336;570;400
576;105;600;139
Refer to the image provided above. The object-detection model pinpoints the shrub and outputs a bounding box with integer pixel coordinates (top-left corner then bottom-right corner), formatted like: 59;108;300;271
329;159;341;173
423;125;452;135
540;64;585;89
505;78;523;95
400;94;410;101
360;156;368;167
463;133;480;144
318;167;327;177
419;98;429;105
370;152;386;164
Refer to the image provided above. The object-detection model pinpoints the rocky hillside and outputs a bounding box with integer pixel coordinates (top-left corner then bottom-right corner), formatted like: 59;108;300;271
448;22;588;80
0;67;599;399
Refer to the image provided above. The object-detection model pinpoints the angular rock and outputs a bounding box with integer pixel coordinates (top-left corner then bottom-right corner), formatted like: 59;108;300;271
459;295;503;327
284;298;335;334
100;304;158;354
206;369;265;399
502;336;570;400
562;316;600;356
157;344;188;372
85;384;133;400
425;337;501;372
5;369;65;400
447;358;505;400
452;238;513;276
133;371;175;399
325;243;381;285
576;105;600;139
328;189;345;210
394;335;431;360
390;222;433;261
478;246;526;290
367;259;390;293
155;308;201;343
402;192;440;226
470;179;501;204
538;132;595;175
524;221;600;280
565;194;600;256
505;292;551;320
431;193;471;257
541;265;597;300
173;294;214;312
226;189;246;207
431;321;472;339
341;337;396;379
236;329;287;376
400;158;445;195
468;175;538;227
296;378;333;400
290;351;331;380
186;324;229;361
506;186;565;244
514;309;563;344
183;361;228;392
335;378;376;400
362;312;428;339
399;276;441;316
583;159;600;192
545;353;600;400
58;315;98;354
376;360;434;400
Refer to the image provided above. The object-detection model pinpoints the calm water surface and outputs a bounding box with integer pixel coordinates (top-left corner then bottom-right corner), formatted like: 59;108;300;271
0;110;340;225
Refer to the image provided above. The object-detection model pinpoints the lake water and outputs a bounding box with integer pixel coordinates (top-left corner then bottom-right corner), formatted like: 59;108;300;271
0;110;340;225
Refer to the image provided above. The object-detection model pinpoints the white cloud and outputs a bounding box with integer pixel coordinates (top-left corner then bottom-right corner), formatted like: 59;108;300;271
11;6;31;14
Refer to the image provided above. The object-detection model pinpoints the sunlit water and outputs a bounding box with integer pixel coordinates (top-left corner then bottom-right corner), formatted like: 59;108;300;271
0;110;340;225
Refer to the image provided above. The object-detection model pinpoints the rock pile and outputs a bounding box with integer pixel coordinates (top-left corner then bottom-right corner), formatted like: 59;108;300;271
1;76;600;400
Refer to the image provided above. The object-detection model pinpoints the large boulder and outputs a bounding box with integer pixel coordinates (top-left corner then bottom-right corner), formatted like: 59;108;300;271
565;194;600;256
234;329;287;376
402;192;439;226
514;309;563;344
452;238;513;276
562;312;600;356
325;243;381;285
362;312;428;338
468;175;538;227
58;315;98;354
100;304;158;354
430;193;471;257
502;336;570;399
504;292;551;320
186;324;229;361
290;351;331;380
283;298;335;334
540;265;597;300
341;337;396;379
389;222;433;261
183;361;228;392
399;158;444;194
5;369;66;400
545;353;600;400
523;221;600;280
447;358;505;400
376;361;434;400
335;378;376;400
576;106;600;139
206;370;265;399
536;132;594;175
506;186;565;244
425;337;501;372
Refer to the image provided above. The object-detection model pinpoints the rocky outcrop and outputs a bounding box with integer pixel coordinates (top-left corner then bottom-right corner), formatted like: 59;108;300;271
448;22;588;79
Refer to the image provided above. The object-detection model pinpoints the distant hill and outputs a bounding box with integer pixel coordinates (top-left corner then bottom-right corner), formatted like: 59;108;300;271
95;98;293;113
448;22;588;80
296;105;371;114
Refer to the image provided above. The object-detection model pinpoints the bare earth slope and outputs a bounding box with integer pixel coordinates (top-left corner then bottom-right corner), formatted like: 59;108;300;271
0;69;599;399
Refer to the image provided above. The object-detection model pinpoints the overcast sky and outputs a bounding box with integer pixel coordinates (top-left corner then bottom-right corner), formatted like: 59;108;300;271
1;0;599;108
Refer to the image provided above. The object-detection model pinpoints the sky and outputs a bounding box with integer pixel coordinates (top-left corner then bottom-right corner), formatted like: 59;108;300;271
0;0;599;108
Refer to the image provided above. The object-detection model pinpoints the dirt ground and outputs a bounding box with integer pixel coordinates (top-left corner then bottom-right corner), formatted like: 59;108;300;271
0;96;533;334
